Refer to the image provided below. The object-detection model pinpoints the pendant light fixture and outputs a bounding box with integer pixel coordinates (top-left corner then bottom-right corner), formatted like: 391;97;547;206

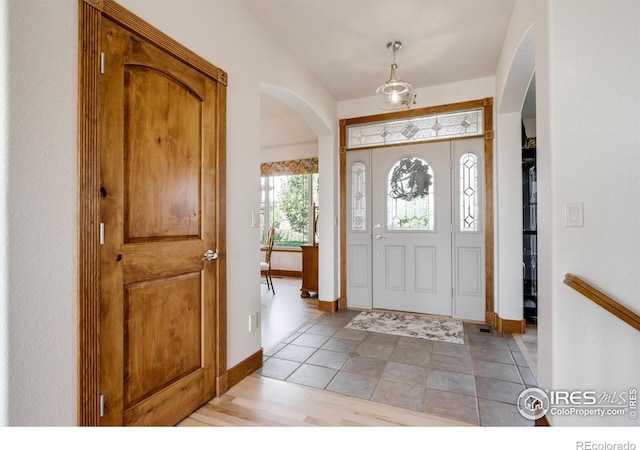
375;41;416;110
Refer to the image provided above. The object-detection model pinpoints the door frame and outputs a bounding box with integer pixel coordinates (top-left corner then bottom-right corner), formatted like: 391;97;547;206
339;98;495;324
77;0;228;425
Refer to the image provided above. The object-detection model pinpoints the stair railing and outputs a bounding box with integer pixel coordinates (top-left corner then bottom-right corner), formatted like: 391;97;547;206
563;273;640;332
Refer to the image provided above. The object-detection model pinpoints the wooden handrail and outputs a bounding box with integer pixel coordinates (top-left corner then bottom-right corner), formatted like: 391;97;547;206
563;273;640;332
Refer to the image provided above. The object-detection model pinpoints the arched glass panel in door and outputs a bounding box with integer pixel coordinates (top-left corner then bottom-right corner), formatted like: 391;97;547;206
387;157;434;231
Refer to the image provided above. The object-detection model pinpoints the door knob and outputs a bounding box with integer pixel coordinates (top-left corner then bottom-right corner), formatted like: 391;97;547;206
202;249;218;261
375;234;386;240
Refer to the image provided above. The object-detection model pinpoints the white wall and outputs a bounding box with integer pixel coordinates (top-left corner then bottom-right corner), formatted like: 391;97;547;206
260;111;317;162
3;0;78;425
493;0;537;325
497;0;640;426
260;141;317;163
339;76;495;118
1;0;337;425
269;251;301;272
494;112;524;321
0;0;8;426
545;0;640;426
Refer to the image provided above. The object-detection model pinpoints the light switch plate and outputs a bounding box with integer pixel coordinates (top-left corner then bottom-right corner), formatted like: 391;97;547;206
564;202;584;227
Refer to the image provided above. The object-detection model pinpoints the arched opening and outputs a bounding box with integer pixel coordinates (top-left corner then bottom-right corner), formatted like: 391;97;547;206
258;84;336;350
496;24;538;377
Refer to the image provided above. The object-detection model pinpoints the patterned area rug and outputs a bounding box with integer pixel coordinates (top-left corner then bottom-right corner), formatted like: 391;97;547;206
345;311;465;344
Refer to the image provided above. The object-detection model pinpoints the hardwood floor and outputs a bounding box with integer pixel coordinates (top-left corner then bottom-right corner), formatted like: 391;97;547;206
178;373;471;426
260;276;323;350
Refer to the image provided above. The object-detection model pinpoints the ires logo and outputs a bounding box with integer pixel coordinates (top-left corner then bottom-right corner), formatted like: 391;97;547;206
549;391;630;406
518;388;638;420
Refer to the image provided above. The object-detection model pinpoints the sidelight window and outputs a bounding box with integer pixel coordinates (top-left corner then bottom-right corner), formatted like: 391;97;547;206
459;152;480;232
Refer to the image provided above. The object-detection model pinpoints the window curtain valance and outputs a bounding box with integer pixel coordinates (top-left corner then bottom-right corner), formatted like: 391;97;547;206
260;157;318;177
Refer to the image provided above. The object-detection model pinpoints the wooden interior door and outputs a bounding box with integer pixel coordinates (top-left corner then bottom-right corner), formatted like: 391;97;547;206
98;17;219;426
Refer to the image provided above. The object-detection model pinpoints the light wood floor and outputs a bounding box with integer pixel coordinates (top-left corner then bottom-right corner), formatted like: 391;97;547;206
178;374;473;426
260;276;323;350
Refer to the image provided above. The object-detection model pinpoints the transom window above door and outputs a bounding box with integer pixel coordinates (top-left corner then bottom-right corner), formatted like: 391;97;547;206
346;108;484;150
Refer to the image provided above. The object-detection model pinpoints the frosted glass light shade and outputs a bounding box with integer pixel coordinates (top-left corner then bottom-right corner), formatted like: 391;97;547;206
375;63;416;110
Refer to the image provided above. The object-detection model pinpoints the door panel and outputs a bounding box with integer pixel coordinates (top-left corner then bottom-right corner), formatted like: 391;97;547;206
385;245;406;290
348;244;369;288
453;138;485;320
124;273;202;407
99;18;218;426
123;65;203;242
415;246;436;292
345;150;372;309
372;142;452;316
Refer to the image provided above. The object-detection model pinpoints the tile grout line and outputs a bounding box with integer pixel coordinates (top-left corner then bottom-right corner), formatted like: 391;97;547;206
260;312;536;426
512;333;538;384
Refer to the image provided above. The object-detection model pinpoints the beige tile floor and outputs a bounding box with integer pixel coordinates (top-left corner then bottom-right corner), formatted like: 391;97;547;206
260;277;539;426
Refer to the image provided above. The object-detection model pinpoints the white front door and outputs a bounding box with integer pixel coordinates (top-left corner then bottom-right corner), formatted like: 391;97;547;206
371;142;452;315
346;138;485;320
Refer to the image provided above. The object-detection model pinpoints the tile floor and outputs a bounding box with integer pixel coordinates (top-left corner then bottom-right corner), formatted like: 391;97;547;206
258;306;539;426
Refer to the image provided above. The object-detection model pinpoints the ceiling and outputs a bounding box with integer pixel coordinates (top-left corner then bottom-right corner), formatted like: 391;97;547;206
244;0;516;108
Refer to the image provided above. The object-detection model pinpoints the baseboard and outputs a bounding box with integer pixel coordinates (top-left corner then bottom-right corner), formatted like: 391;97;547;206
271;269;302;278
497;316;526;334
318;299;338;312
227;348;263;390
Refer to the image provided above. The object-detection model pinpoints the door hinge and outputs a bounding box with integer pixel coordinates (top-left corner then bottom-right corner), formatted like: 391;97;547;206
99;222;104;245
100;52;105;74
99;394;105;418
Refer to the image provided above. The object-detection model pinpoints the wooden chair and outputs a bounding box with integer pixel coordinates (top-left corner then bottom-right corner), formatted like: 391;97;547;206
260;227;275;293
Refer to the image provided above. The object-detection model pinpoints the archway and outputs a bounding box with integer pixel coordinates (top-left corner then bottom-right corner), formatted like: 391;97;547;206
258;84;338;349
495;23;538;375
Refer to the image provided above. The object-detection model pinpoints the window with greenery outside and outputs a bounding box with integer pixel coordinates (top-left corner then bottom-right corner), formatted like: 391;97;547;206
260;159;319;248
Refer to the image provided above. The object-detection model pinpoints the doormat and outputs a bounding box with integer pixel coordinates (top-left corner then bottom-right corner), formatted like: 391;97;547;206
345;311;464;344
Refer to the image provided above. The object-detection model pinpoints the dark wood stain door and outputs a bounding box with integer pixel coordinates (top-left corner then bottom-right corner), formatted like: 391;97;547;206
98;17;218;426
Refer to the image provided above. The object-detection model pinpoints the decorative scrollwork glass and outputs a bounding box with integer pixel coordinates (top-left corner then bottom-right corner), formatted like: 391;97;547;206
387;157;434;230
351;162;367;231
347;108;483;149
459;152;479;232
